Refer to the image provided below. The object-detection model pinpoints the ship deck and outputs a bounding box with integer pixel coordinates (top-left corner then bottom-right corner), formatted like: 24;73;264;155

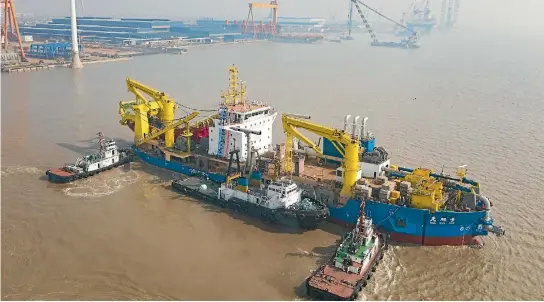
141;140;232;175
308;236;382;299
174;177;220;196
47;168;74;177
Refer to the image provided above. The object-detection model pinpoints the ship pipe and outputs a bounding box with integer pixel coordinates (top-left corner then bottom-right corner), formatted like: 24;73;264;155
389;171;406;178
398;166;414;172
361;117;368;138
462;177;480;187
477;195;491;221
352;116;360;137
344;115;351;132
430;173;461;182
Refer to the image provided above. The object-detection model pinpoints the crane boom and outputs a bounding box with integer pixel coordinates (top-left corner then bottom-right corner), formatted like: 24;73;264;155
351;0;378;43
353;0;415;34
135;112;199;146
124;78;178;147
281;114;361;197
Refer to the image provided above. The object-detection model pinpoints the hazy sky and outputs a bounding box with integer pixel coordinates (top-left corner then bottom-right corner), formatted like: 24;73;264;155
13;0;544;32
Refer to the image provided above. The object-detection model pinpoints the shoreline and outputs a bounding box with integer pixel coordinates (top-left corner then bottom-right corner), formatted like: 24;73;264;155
1;40;265;74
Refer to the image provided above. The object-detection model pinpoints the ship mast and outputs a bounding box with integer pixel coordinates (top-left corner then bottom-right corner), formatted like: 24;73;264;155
220;65;246;106
355;200;368;238
97;132;105;153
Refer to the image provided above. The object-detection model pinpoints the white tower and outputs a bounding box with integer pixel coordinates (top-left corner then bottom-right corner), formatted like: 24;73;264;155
70;0;83;69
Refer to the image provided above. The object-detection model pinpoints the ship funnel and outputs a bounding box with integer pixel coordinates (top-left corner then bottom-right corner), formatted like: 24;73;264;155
344;115;351;132
352;116;360;137
361;117;368;138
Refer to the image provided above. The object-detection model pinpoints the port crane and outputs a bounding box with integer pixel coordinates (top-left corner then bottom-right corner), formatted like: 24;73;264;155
245;1;278;37
281;113;361;199
350;0;420;49
1;0;26;61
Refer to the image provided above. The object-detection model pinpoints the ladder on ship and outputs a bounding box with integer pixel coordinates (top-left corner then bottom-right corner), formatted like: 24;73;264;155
135;112;199;146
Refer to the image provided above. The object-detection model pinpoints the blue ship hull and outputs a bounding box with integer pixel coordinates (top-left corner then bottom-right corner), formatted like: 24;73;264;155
329;199;495;246
132;146;227;183
133;146;499;246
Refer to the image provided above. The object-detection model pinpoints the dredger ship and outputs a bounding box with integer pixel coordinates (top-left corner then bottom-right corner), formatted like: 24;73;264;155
118;65;505;246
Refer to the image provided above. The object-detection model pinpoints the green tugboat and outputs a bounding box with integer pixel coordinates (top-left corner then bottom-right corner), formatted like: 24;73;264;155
305;200;388;300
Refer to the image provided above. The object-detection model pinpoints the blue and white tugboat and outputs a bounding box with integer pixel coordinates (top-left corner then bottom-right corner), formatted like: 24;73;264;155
46;132;135;183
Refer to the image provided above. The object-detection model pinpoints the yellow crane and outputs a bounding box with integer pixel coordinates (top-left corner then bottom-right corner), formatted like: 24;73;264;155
119;78;180;148
134;112;199;146
281;113;362;198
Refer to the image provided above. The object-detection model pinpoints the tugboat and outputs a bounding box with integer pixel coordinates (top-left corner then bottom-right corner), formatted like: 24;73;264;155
46;132;135;183
171;150;329;230
305;200;388;300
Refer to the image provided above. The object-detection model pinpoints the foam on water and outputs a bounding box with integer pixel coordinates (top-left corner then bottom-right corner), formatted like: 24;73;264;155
1;165;43;176
62;169;140;198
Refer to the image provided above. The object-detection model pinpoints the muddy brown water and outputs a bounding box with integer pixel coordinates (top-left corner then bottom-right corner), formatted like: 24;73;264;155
2;31;543;300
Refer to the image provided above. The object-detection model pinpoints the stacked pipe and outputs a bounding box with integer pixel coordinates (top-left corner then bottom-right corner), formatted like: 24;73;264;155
379;184;391;202
375;175;388;185
354;184;372;201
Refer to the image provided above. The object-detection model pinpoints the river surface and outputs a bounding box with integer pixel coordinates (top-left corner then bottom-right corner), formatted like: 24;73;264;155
2;29;544;300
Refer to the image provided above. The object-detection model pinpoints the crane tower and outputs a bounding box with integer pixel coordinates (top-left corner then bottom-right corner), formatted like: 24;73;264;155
1;0;26;61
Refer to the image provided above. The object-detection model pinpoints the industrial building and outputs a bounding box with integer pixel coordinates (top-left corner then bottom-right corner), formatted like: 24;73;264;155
18;16;257;44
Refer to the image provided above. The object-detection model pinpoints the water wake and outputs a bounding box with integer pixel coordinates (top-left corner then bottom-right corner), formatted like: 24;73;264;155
62;169;140;198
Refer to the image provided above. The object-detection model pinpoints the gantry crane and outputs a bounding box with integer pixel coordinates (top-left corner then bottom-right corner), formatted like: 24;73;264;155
281;113;361;198
119;78;201;148
351;0;420;49
1;0;26;61
245;1;278;38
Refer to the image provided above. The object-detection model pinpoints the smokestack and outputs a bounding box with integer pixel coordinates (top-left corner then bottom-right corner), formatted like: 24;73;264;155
361;117;368;138
70;0;83;69
352;116;360;137
344;115;351;132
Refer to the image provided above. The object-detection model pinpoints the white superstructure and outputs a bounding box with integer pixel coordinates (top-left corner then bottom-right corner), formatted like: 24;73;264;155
208;102;277;162
207;65;277;163
63;133;121;173
218;178;303;210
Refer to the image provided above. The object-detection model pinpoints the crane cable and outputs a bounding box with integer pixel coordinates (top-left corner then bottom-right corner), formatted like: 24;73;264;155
354;0;416;34
176;102;218;113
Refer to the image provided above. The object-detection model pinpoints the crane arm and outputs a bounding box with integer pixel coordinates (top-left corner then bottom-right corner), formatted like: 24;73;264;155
281;114;355;146
192;114;219;128
135;112;199;146
351;0;379;43
284;124;324;157
353;0;415;34
126;77;172;112
281;114;362;198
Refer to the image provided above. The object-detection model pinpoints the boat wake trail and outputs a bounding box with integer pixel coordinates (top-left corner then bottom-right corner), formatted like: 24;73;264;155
62;169;140;198
1;165;43;176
